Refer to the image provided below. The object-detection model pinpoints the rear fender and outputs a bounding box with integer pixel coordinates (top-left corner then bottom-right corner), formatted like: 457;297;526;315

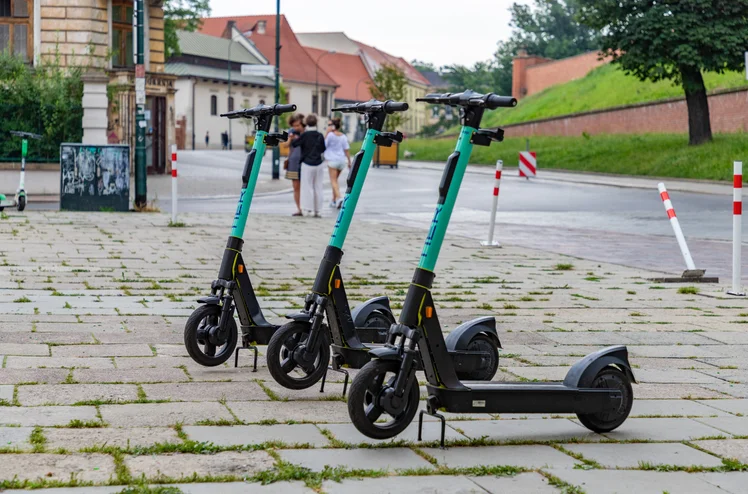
351;296;395;327
563;345;637;388
368;346;400;361
444;316;501;351
197;296;220;305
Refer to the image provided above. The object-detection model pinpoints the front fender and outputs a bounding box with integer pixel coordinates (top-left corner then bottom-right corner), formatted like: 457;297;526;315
285;312;312;323
368;346;400;361
444;316;501;351
197;296;220;305
563;345;637;388
351;296;395;327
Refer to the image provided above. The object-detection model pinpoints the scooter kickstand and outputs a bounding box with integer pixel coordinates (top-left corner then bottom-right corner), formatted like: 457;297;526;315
319;366;350;397
418;409;446;449
234;344;259;372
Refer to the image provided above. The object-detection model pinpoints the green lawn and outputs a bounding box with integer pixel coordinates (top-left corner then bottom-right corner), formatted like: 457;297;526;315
395;133;748;182
482;64;747;128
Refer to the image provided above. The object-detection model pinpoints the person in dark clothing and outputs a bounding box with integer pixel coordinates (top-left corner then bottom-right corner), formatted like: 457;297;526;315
291;114;326;217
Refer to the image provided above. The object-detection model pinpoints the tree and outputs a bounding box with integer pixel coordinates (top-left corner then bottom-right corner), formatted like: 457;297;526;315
411;59;437;74
368;64;407;132
163;0;211;58
577;0;748;145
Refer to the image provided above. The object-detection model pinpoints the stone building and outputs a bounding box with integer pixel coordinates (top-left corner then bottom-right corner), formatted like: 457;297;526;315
0;0;176;173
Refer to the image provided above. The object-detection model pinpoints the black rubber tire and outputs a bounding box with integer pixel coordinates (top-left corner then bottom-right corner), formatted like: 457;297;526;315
0;206;4;212
455;332;499;381
184;304;237;367
266;321;330;390
576;367;633;433
17;196;25;212
348;359;420;440
362;310;395;344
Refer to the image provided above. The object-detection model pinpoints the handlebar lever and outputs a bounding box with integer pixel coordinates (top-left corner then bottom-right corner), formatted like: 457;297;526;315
470;128;505;147
374;130;404;147
263;131;289;147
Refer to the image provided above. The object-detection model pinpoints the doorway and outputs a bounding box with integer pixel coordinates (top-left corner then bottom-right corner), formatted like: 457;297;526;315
145;96;166;174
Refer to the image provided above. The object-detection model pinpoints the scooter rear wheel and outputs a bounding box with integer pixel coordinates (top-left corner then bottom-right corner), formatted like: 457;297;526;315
17;196;25;212
456;332;499;381
362;310;395;344
266;321;330;390
184;304;238;366
576;367;633;433
348;359;420;440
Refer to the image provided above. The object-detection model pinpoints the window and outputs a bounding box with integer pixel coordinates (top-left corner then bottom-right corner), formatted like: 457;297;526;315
257;20;266;34
210;95;217;116
311;94;318;114
321;90;328;116
0;0;31;62
112;0;134;68
228;96;234;112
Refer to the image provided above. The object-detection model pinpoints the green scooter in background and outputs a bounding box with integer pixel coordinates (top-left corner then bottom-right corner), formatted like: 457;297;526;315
0;131;42;212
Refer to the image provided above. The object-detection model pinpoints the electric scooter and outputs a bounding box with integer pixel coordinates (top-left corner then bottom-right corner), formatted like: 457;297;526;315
0;131;42;212
347;90;635;446
183;103;396;369
265;100;501;395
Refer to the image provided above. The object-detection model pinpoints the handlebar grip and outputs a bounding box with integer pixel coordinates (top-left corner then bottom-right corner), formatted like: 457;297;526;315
220;110;244;119
274;104;297;115
331;104;357;113
486;94;517;109
384;101;408;113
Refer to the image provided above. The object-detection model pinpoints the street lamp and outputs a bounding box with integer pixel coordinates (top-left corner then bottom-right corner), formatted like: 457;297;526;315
314;50;335;116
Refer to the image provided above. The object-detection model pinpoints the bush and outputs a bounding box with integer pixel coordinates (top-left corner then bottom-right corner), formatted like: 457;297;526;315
0;51;84;162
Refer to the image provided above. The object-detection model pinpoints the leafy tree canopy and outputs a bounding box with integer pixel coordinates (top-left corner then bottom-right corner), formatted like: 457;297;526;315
368;64;407;132
577;0;748;144
164;0;211;58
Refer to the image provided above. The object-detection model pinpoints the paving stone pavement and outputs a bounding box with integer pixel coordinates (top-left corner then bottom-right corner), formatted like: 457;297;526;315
1;211;748;492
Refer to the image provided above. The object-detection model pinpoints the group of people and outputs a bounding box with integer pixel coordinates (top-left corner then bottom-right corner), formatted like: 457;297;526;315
285;114;350;217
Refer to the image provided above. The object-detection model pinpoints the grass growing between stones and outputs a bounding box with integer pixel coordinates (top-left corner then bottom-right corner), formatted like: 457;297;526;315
29;426;46;453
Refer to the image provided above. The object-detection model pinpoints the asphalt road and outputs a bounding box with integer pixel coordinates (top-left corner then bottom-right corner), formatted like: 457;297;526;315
29;150;747;282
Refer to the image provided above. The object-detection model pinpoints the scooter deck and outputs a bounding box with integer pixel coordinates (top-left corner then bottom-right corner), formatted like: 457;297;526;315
427;382;621;414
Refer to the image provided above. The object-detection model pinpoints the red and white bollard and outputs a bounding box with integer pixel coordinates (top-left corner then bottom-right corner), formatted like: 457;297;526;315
519;151;537;179
658;183;705;278
728;161;744;296
481;160;503;247
171;144;178;224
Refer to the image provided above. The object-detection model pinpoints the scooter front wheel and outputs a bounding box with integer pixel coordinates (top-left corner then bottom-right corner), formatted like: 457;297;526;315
17;196;25;212
184;304;238;366
348;359;420;440
576;367;633;433
266;321;330;390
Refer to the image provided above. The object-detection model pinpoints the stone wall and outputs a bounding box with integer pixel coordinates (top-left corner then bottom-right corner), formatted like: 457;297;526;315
39;0;109;68
503;88;748;137
512;51;607;100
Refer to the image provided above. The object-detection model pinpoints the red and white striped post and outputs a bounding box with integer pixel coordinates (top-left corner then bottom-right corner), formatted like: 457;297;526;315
481;160;503;247
171;144;178;224
658;183;698;272
728;161;744;296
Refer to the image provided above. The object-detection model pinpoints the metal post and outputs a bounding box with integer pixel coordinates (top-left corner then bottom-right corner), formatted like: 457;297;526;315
228;41;232;151
481;160;503;247
171;145;178;224
272;1;281;180
134;0;147;208
729;161;745;296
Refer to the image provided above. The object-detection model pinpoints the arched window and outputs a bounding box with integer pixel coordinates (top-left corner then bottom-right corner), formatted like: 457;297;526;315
210;95;218;116
0;0;32;62
228;96;234;112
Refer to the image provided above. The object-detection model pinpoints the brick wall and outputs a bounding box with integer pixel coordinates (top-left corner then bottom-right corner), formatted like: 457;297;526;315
503;88;748;137
512;51;607;99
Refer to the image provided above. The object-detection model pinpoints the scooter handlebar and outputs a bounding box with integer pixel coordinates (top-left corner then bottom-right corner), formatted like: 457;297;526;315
332;99;408;114
485;94;517;109
417;91;516;109
220;103;298;119
384;101;409;113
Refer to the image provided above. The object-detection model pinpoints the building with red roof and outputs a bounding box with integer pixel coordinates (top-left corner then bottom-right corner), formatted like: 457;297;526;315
200;15;338;124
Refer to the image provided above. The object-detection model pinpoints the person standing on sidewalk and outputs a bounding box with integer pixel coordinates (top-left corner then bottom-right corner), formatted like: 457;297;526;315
205;131;210;149
325;118;351;209
285;113;305;216
292;114;326;217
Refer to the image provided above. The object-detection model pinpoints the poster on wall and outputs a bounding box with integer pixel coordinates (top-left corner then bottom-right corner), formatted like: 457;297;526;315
60;144;130;212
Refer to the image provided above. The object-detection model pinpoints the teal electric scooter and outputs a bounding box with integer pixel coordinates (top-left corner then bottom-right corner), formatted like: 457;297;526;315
347;90;635;445
0;131;42;212
265;99;501;395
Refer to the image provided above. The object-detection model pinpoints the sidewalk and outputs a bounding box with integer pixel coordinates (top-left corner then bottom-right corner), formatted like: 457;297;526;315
403;160;734;195
0;211;746;492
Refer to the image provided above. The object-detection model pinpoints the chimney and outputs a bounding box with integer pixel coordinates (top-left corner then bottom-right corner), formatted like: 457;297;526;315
257;20;266;35
222;20;236;39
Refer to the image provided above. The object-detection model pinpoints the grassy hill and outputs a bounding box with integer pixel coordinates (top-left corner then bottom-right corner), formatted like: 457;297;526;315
482;64;747;128
395;133;747;182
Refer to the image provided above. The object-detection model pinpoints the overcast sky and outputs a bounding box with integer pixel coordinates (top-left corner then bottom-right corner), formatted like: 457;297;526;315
209;0;528;68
